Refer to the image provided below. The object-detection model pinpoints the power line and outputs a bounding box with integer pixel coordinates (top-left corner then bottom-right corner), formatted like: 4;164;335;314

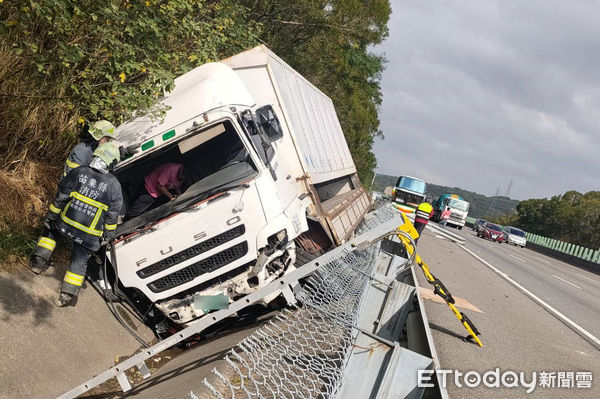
504;179;513;198
487;186;500;216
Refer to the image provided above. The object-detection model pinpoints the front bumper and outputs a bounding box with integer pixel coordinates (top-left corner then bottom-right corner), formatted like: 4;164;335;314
447;217;466;227
485;233;504;242
508;237;526;246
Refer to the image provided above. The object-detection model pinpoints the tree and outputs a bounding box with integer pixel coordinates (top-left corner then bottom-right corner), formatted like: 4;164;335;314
0;0;260;167
514;190;600;248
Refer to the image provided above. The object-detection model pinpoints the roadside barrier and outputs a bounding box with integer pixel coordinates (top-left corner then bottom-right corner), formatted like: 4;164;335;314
525;232;600;264
203;208;482;398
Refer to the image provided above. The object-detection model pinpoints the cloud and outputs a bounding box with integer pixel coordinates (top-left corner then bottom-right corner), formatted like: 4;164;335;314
373;0;600;199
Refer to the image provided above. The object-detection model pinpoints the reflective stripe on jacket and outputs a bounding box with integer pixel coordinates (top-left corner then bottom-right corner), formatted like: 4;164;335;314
51;166;123;251
415;202;433;224
63;142;96;176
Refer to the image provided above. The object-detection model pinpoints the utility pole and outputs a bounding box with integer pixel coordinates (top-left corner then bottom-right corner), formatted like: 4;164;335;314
369;169;378;192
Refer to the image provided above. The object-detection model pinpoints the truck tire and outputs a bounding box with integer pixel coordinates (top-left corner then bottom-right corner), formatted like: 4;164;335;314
458;226;463;230
295;246;321;266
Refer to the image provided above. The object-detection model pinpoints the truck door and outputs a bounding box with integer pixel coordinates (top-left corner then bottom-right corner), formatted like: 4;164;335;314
243;107;298;209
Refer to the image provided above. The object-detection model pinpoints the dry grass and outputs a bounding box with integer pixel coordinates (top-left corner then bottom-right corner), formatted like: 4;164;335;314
0;41;77;270
0;161;62;270
0;161;61;230
0;41;78;169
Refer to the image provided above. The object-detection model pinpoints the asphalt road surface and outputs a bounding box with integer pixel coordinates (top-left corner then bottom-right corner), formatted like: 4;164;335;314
459;226;600;342
415;225;600;398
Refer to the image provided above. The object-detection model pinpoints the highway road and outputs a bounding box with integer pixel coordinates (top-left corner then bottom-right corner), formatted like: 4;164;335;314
458;226;600;341
416;225;600;398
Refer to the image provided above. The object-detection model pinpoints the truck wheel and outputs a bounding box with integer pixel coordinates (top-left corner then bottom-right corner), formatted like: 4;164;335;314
295;246;320;266
458;226;463;230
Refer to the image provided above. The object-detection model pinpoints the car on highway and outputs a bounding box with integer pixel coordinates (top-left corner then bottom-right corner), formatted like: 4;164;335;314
477;222;505;243
503;226;527;247
473;219;488;233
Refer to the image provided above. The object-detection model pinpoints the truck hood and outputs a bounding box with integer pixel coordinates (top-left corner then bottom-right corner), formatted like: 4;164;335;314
111;181;266;303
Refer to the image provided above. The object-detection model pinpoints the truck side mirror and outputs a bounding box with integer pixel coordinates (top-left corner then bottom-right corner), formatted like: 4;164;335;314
256;105;283;141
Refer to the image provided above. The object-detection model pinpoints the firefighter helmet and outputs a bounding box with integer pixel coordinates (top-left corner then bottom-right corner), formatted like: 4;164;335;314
92;141;120;169
89;120;117;141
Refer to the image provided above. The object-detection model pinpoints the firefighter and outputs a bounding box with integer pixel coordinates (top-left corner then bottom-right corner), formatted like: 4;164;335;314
29;142;123;307
413;199;434;244
63;120;118;177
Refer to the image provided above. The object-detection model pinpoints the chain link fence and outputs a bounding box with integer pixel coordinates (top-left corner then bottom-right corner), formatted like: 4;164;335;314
202;206;399;398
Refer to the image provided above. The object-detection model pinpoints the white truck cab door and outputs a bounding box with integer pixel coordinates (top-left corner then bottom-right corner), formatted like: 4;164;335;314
243;107;299;210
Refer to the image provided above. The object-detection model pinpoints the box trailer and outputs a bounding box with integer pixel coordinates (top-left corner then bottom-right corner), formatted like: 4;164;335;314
223;46;370;245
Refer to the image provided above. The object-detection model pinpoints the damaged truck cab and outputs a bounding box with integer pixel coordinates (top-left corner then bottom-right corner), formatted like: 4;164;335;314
108;46;370;331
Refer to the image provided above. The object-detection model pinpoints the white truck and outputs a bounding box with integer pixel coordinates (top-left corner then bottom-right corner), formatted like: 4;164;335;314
108;45;371;333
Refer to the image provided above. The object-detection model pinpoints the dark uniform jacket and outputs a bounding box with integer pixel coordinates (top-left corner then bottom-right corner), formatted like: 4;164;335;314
63;142;97;176
48;166;123;251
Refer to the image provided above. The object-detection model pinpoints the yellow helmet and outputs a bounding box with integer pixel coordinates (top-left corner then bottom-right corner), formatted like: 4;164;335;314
92;141;120;169
89;120;117;141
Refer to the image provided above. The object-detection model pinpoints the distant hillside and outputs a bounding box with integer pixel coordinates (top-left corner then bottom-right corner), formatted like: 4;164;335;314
372;174;519;219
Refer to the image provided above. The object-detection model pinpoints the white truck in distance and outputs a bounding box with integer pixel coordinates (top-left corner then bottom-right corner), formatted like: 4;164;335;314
108;46;370;333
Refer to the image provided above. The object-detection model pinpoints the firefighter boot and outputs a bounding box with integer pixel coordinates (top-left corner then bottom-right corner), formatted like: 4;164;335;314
29;255;49;274
54;292;76;307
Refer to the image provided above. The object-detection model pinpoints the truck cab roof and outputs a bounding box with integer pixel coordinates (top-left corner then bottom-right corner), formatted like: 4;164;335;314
115;63;255;164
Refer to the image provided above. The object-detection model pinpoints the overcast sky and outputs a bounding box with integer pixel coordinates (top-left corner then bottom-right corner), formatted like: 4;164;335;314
373;0;600;200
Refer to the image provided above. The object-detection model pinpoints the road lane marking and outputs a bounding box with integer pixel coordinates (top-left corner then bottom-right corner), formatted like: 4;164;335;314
552;275;582;289
577;274;600;286
533;256;551;264
510;254;527;263
458;244;600;351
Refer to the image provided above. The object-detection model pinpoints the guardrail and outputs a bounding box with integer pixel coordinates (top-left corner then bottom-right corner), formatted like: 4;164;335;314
525;232;600;264
59;205;443;399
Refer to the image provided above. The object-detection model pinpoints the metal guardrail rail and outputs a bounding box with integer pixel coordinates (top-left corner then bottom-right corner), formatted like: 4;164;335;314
58;206;443;399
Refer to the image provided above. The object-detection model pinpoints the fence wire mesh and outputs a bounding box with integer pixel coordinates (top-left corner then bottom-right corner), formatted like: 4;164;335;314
202;205;399;399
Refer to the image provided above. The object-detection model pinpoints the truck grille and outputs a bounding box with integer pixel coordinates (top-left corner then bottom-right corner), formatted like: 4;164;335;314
147;241;249;293
137;225;245;279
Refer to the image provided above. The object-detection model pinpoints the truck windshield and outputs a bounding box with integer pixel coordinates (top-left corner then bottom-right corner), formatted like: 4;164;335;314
115;119;258;234
396;177;426;194
448;198;469;212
